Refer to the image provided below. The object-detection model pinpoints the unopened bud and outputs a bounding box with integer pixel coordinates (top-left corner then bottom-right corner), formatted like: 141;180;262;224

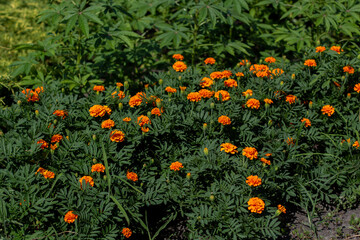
259;59;263;64
203;123;207;131
103;175;107;180
62;88;65;93
75;173;78;177
204;148;208;156
159;79;163;85
118;103;123;110
17;100;21;106
268;119;273;126
280;81;284;85
210;102;215;109
66;136;69;140
246;62;251;67
92;158;96;163
53;119;57;124
143;163;147;168
124;81;129;90
150;159;154;164
347;93;351;99
209;195;215;201
147;111;151;117
144;84;149;90
156;99;161;108
178;76;181;80
342;76;346;80
282;55;286;60
186;172;191;179
357;54;360;60
291;74;295;80
92;134;96;140
309;101;313;109
265;103;269;108
210;120;214;125
35;110;39;116
140;182;144;187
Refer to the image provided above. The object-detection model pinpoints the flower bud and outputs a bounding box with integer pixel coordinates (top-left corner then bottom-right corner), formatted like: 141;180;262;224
17;100;21;106
62;88;65;93
156;98;161;108
210;120;214;125
92;158;96;163
159;79;163;85
118;102;123;110
140;182;144;187
210;102;215;109
203;123;207;131
103;175;107;180
92;134;96;140
75;173;78;177
124;81;129;90
259;59;263;64
147;111;151;117
342;76;346;80
209;195;215;201
144;84;149;90
35;110;39;116
66;136;69;140
309;101;313;109
282;55;286;60
268;119;273;126
246;62;251;67
178;76;182;80
280;81;284;85
150;159;154;164
357;54;360;60
143;163;147;168
291;74;295;80
265;103;269;108
204;148;208;156
53;119;57;125
347;93;351;99
186;172;191;179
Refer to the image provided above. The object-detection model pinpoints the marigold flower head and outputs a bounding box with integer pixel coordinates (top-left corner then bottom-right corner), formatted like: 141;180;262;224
42;170;55;179
246;98;260;109
248;197;265;214
137;115;151;127
343;66;354;74
165;86;177;93
250;64;269;73
224;79;238;88
316;46;326;52
127;171;138;182
265;153;272;157
330;46;343;54
179;86;187;92
236;72;244;77
129;92;146;107
301;118;311;127
64;211;78;224
271;68;284;77
321;105;335;116
354;83;360;93
151;107;163;116
122;228;132;238
198;89;214;98
222;70;232;78
123;117;131;122
214;90;230;101
200;77;214;88
116;82;124;88
91;163;105;173
51;134;63;143
260;158;271;165
141;127;149;133
286;95;297;104
89;105;111;117
37;139;48;149
218;115;231;125
93;85;105;92
50;144;58;150
21;88;42;102
170;161;184;171
304;59;317;67
110;130;125;142
278;204;286;214
101;119;115;129
220;143;238;154
246;175;262;187
242;89;253;97
210;71;223;79
79;176;94;188
204;57;216;65
187;92;202;102
36;167;46;175
112;91;125;99
53;110;68;119
264;98;273;104
286;137;295;145
172;61;187;72
242;147;258;160
172;54;184;61
353;141;359;149
265;57;276;63
239;59;251;66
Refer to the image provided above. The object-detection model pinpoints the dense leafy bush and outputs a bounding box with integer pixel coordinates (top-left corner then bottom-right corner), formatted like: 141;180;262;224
1;47;360;239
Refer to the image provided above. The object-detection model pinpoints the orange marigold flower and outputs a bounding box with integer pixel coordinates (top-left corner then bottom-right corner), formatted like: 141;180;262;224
50;144;58;150
210;71;223;79
64;211;78;224
264;98;273;104
321;105;335;116
354;83;360;93
198;89;214;98
42;170;55;179
271;68;284;77
265;57;276;63
204;57;216;65
165;86;177;93
248;197;265;214
239;59;251;66
301;118;311;127
246;98;260;109
236;72;244;77
116;82;124;88
122;228;132;238
316;46;326;52
249;64;269;73
37;139;48;149
224;78;238;88
242;147;258;160
112;91;125;99
220;143;238;154
172;54;184;61
260;158;271;165
53;110;68;119
200;77;214;88
91;163;105;173
172;61;187;72
278;204;286;214
51;134;63;143
170;161;184;171
151;107;163;116
127;171;138;182
343;66;355;74
129;95;142;107
93;85;105;92
353;141;359;149
141;127;149;133
180;86;187;92
330;46;343;54
286;95;297;104
79;176;94;188
265;153;272;157
246;175;262;187
222;70;232;78
286;137;295;145
304;59;317;67
110;130;125;142
36;167;46;175
123;117;131;122
89;105;110;117
101;119;115;129
242;89;253;97
137;115;151;127
214;90;230;101
218;115;231;125
34;86;44;94
187;92;202;102
21;89;40;102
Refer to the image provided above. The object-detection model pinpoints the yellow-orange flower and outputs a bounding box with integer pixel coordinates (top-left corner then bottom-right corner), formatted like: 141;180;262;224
220;143;238;154
304;59;316;67
36;167;46;175
316;46;326;52
116;82;124;88
91;163;105;173
64;211;78;224
198;89;214;98
151;107;163;116
264;98;273;104
170;161;184;171
42;170;55;179
343;66;354;74
353;141;359;149
101;119;115;129
301;118;311;127
165;86;177;93
218;115;231;125
286;95;297;104
210;71;223;79
172;61;187;72
271;68;284;77
246;98;260;109
224;79;238;88
265;57;276;63
137;115;151;127
110;130;125;142
200;77;213;88
123;117;131;122
89;105;111;117
21;88;41;102
180;86;187;92
242;147;258;160
127;171;138;182
51;134;63;143
204;57;216;65
53;110;68;119
79;176;94;188
50;144;58;151
239;59;251;66
330;46;343;54
129;92;146;107
93;85;105;92
247;197;265;214
321;105;335;116
246;175;262;187
187;92;202;102
122;228;132;238
278;204;286;214
172;54;184;60
242;89;253;97
214;90;230;101
141;127;149;133
354;83;360;93
260;158;271;165
112;91;125;99
222;70;232;78
236;72;244;77
37;139;48;149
